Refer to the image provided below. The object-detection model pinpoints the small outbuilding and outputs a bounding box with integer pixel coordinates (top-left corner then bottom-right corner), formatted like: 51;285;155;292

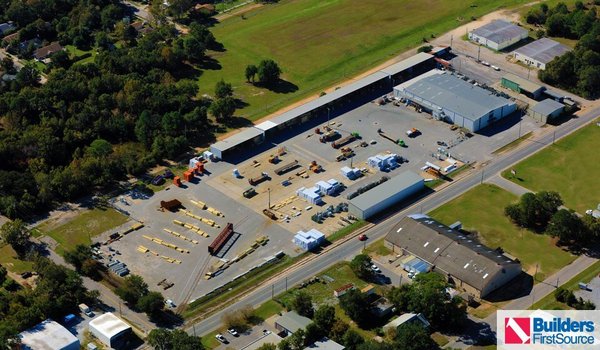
383;313;430;332
294;228;325;251
33;41;63;61
348;171;424;220
88;312;132;349
501;73;546;100
274;311;312;336
529;98;564;123
513;38;571;70
468;19;528;50
19;319;80;350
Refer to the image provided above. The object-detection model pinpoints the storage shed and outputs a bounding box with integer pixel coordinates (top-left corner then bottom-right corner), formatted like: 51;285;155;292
210;127;264;160
529;98;564;123
398;72;517;132
19;319;80;350
348;171;424;220
294;228;325;251
501;73;546;100
513;38;571;70
89;313;132;349
468;20;528;50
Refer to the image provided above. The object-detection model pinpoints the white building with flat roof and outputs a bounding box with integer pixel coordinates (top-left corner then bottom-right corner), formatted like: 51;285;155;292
19;319;80;350
89;313;132;349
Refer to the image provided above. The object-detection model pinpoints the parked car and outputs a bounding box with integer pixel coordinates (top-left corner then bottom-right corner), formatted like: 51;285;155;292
165;299;176;308
216;334;228;343
358;234;367;241
228;328;239;337
263;329;271;336
371;264;381;273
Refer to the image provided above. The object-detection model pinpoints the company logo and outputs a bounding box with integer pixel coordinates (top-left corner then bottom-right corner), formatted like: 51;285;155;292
505;317;531;344
497;310;600;349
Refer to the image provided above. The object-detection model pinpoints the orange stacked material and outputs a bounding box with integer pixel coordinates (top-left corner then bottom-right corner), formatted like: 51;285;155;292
173;176;182;186
183;170;194;182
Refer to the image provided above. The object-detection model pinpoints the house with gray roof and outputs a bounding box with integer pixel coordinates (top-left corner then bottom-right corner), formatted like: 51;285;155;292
384;214;522;298
274;311;312;335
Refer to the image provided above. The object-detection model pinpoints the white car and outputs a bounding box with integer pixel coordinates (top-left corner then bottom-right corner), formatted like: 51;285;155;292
165;299;176;308
228;328;239;337
371;264;381;273
216;334;228;343
491;65;500;71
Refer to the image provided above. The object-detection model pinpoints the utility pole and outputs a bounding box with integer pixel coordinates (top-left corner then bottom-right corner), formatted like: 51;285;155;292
477;45;481;62
450;35;453;48
119;301;122;317
193;325;196;337
480;169;484;184
285;276;288;291
267;188;271;209
534;263;538;281
553;131;556;144
271;284;274;299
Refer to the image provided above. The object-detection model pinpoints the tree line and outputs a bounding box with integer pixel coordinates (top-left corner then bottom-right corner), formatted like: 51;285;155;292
526;2;600;98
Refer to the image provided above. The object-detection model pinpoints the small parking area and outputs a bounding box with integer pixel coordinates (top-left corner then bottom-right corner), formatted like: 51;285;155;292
575;276;600;305
214;324;278;350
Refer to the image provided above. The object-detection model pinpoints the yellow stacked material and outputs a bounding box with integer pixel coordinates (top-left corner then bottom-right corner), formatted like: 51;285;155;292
206;207;224;217
190;200;207;209
143;235;189;253
200;217;218;227
161;256;182;264
272;196;297;210
251;242;260;249
179;209;219;227
173;219;184;226
163;228;198;244
131;223;144;230
137;246;149;253
244;247;255;255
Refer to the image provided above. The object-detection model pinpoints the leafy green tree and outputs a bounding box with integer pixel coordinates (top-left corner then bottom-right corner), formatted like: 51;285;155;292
304;322;323;345
245;64;258;83
1;57;15;74
350;254;374;280
504;191;562;231
288;328;305;350
116;274;148;306
0;323;20;349
15;63;40;88
148;328;172;350
394;322;437;350
148;328;204;350
1;220;31;257
209;96;236;121
330;319;350;343
291;291;314;318
257;59;282;85
215;80;233;99
256;344;277;350
137;291;165;317
339;289;370;327
278;338;292;350
342;329;365;350
313;305;336;333
546;209;588;244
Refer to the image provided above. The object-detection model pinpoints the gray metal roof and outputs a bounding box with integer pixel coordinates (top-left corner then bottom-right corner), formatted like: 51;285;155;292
532;98;564;116
271;71;389;125
502;73;544;93
403;73;514;121
385;215;521;292
275;311;311;333
350;171;423;211
306;338;346;350
210;127;264;153
514;38;571;64
20;320;79;350
379;52;434;76
471;19;528;44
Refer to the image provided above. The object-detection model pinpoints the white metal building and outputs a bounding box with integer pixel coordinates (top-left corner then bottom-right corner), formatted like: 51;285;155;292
348;171;424;220
529;98;564;123
19;319;80;350
468;20;528;50
89;313;132;349
294;228;325;251
396;72;517;132
514;38;571;70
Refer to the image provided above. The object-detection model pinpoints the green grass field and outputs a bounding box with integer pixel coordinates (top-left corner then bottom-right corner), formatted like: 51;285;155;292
37;207;129;255
502;120;600;213
428;184;576;281
202;0;529;122
0;244;34;274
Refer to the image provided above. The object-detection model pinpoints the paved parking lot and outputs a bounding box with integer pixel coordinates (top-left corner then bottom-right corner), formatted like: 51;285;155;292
575;276;600;305
215;324;279;350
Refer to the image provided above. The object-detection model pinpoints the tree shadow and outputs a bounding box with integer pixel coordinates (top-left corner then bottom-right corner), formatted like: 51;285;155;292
171;63;202;80
198;56;222;71
235;98;249;109
256;79;299;94
222;116;253;128
153;310;184;328
449;318;496;346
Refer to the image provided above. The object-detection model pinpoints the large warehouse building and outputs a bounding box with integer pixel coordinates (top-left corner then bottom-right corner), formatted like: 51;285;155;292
348;171;424;220
384;215;522;298
468;19;528;50
513;38;571;70
396;72;517;132
19;319;80;350
210;52;437;161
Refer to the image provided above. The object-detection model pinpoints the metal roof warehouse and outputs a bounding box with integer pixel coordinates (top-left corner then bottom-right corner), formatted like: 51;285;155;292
468;19;528;50
514;38;571;70
384;215;522;298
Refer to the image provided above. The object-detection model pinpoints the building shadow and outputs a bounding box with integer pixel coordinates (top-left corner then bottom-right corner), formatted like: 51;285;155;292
484;272;533;303
476;110;523;137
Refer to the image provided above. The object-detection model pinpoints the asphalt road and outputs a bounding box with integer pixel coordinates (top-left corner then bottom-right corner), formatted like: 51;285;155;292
189;105;600;336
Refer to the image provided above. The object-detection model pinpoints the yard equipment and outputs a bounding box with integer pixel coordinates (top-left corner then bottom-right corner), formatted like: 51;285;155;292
208;223;234;255
249;172;269;186
406;128;420;137
309;161;322;173
160;199;182;212
183;170;194;182
173;176;182;187
268;155;279;164
331;135;356;149
243;187;257;198
263;209;278;220
340;147;354;158
275;160;300;176
314;128;321;134
319;130;340;143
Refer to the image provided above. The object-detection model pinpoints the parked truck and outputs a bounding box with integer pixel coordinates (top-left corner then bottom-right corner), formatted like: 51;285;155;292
319;130;340;143
248;172;269;186
274;160;300;176
331;135;356;149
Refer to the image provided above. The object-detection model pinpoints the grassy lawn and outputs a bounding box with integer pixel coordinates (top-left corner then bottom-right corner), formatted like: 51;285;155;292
428;184;576;282
0;244;34;274
253;299;284;321
531;260;600;310
431;332;449;347
502;119;600;214
364;238;391;257
327;220;368;242
203;0;529;122
215;0;248;12
201;330;221;349
425;163;473;189
492;131;532;155
36;207;129;255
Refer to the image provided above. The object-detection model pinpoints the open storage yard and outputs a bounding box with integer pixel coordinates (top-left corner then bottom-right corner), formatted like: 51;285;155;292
502;119;600;213
428;184;576;282
201;0;529;121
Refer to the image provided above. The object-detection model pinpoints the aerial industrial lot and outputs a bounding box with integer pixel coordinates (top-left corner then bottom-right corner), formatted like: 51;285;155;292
0;1;599;350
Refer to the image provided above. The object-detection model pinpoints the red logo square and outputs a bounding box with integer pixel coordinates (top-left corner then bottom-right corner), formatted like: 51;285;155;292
505;317;531;344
